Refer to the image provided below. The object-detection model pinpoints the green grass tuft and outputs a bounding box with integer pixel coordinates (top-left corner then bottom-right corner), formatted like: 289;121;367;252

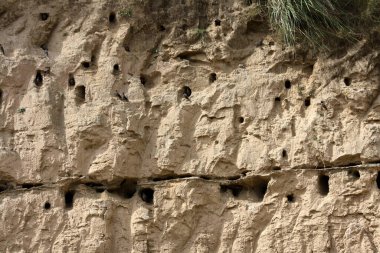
263;0;380;48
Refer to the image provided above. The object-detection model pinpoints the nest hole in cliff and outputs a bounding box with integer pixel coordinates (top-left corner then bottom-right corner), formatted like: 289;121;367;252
118;179;137;198
286;194;294;203
139;188;154;204
317;174;329;196
64;190;75;209
344;77;352;86
0;89;3;104
285;80;291;89
44;202;51;210
109;12;116;23
282;149;288;158
75;85;86;104
113;64;120;75
68;74;75;87
215;19;221;26
140;75;147;86
182;86;192;99
34;70;43;87
304;97;311;107
40;13;49;21
348;169;360;180
275;96;281;102
158;25;166;31
209;73;217;83
81;61;91;69
238;117;245;124
250;176;270;201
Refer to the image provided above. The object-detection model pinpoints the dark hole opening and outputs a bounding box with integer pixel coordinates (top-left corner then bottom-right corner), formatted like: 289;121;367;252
118;179;137;198
0;89;3;104
282;149;288;158
238;117;244;124
82;61;90;69
139;188;154;204
318;174;329;196
286;194;294;203
75;85;86;103
304;97;311;107
348;169;360;180
40;13;49;21
65;190;75;209
344;77;351;86
209;73;217;83
68;74;75;87
44;202;51;210
124;45;130;52
113;64;120;74
109;12;116;23
158;25;166;31
273;166;281;171
275;96;281;102
252;177;269;201
34;70;43;86
140;75;147;85
183;86;192;98
377;171;380;189
215;19;221;26
285;80;291;89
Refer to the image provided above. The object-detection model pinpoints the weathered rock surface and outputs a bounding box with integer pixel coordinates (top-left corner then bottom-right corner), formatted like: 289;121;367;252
1;0;380;252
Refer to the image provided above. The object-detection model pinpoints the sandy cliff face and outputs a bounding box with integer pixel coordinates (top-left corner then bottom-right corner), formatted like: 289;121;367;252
1;0;380;252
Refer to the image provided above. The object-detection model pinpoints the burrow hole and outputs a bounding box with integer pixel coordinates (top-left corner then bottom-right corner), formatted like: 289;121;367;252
44;202;51;210
220;177;269;201
109;12;116;23
275;96;281;102
118;179;137;199
183;86;192;98
64;190;75;209
75;85;86;104
285;80;291;89
344;77;351;86
139;188;154;204
215;19;221;26
68;74;75;87
34;70;43;87
158;25;166;31
348;169;360;180
286;194;294;203
40;13;49;21
304;97;311;107
376;171;380;189
209;73;217;83
140;75;147;86
81;61;91;69
113;64;120;75
317;174;329;196
282;149;288;158
0;89;3;105
238;117;244;124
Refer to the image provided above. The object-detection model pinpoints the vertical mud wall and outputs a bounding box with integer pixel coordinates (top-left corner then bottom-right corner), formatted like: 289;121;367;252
1;0;380;252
